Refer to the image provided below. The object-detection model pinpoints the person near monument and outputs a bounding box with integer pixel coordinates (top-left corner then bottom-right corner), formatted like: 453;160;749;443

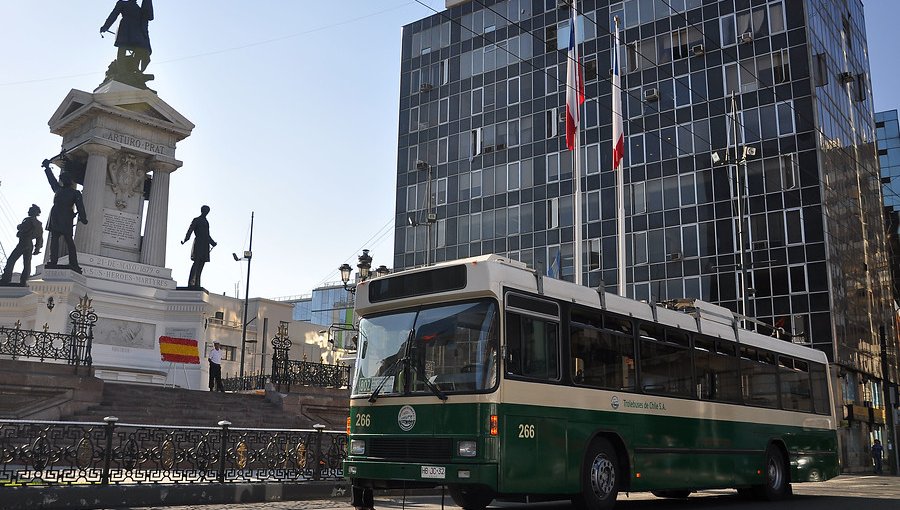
207;340;225;392
101;0;154;73
183;205;216;289
872;438;884;475
0;205;44;285
43;159;88;273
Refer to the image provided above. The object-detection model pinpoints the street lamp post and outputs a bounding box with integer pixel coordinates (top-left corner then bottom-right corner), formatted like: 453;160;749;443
234;211;254;379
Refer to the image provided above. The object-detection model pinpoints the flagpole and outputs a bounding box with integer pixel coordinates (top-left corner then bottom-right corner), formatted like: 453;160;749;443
566;0;584;285
611;17;626;297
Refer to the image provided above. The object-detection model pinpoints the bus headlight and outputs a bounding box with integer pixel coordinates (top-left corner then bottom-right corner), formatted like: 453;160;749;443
458;440;477;457
350;439;366;455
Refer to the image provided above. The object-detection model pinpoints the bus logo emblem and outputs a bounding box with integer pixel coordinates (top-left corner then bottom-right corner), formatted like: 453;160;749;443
398;405;417;431
611;396;620;410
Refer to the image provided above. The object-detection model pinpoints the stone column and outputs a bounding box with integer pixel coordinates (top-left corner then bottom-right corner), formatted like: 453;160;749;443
75;143;117;255
140;161;178;267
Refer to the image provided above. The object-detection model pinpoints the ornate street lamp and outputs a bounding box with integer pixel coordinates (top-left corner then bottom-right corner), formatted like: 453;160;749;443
339;249;388;293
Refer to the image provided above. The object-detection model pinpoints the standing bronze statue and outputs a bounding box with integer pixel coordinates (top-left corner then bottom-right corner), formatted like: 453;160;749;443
183;205;216;289
43;160;88;274
0;205;43;285
100;0;155;88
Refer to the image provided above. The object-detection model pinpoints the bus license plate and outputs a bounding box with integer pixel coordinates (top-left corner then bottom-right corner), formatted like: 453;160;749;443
421;466;445;479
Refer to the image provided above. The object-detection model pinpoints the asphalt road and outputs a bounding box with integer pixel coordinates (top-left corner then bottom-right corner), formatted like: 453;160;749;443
124;475;898;510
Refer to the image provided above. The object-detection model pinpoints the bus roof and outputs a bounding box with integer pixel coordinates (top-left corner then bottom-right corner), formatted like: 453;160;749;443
355;255;829;365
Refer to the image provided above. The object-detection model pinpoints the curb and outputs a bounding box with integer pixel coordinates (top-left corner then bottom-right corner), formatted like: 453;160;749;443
3;481;349;510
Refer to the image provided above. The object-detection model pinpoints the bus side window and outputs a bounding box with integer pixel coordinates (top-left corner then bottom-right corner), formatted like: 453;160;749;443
505;311;559;381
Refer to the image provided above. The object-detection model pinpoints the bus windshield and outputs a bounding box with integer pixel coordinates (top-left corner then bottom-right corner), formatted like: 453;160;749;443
352;299;499;398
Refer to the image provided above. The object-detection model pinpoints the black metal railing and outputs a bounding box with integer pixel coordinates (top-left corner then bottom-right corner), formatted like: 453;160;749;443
0;295;97;366
273;360;351;392
0;418;346;486
221;371;269;392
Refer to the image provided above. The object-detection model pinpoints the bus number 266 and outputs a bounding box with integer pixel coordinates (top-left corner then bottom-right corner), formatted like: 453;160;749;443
517;424;535;438
356;414;371;427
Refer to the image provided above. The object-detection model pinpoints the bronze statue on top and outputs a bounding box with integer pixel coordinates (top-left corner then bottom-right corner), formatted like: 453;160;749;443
182;205;216;289
0;205;43;286
43;159;88;274
100;0;155;89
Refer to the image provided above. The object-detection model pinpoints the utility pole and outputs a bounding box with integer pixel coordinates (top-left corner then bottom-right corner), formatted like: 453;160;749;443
239;211;254;379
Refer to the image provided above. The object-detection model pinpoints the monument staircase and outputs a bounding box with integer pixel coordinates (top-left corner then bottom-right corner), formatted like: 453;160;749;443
62;382;332;429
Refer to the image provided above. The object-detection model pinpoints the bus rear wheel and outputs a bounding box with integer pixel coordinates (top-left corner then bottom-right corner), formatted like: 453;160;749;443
448;484;494;510
573;438;620;510
755;445;791;501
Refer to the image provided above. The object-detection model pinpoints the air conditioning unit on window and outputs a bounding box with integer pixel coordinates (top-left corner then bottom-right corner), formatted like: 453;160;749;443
667;252;683;261
643;88;659;101
741;31;753;43
838;71;854;84
752;240;769;250
419;83;433;92
692;44;705;56
483;144;494;153
495;143;507;150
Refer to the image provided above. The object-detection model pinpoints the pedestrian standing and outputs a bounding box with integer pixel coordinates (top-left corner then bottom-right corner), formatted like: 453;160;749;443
208;340;225;392
872;439;884;475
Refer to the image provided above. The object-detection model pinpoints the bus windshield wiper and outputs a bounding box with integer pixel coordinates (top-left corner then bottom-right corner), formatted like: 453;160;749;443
417;372;448;401
368;330;414;403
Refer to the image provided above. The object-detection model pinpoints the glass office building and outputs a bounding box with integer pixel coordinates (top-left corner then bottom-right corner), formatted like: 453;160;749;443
394;0;897;471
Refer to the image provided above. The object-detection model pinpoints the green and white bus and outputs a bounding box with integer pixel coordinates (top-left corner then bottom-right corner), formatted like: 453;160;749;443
344;255;838;510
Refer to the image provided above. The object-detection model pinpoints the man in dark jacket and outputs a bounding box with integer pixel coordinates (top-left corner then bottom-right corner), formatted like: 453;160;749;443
100;0;154;72
1;204;43;285
43;160;88;273
183;205;216;289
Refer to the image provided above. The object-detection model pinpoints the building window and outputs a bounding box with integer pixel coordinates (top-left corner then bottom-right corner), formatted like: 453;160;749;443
781;154;798;190
471;212;482;241
546;108;559;139
674;74;691;107
768;1;785;34
409;106;419;133
634;231;648;265
470;128;482;157
583;143;600;175
587;190;600;222
472;87;483;114
776;101;794;136
508;162;521;191
547;152;561;183
584;58;598;82
724;62;739;95
508;205;520;235
438;137;448;164
546;65;560;95
545;24;557;53
632;181;646;214
435;177;448;206
773;49;790;84
471;169;482;198
548;197;560;229
813;53;828;86
439;97;449;124
721;14;737;46
508;77;520;104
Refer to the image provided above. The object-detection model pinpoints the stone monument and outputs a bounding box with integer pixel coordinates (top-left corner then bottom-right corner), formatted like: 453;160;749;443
0;5;218;389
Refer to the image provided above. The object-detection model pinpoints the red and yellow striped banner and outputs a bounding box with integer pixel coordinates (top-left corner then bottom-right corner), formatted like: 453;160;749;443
159;336;200;364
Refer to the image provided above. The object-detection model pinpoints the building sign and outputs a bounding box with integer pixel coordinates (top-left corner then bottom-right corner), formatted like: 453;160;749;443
159;336;200;364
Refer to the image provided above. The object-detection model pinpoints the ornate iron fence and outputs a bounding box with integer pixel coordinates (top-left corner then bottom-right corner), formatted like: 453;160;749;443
267;321;352;392
0;294;97;366
0;418;346;486
221;371;269;392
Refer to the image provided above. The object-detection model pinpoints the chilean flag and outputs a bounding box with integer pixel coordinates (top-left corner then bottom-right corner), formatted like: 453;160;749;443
611;19;625;171
565;0;584;151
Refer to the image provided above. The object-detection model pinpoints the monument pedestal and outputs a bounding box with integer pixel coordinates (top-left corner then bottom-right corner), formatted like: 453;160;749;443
0;80;205;389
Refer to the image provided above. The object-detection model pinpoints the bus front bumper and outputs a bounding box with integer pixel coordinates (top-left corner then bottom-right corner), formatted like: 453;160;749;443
344;458;498;489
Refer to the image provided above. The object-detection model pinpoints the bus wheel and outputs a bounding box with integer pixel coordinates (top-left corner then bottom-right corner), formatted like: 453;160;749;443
756;445;791;500
448;484;494;510
651;490;691;499
574;438;619;510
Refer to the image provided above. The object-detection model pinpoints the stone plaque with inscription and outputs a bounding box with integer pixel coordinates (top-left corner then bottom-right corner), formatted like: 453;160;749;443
102;208;141;249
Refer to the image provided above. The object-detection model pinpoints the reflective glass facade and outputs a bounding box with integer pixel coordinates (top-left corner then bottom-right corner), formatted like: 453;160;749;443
396;0;897;471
